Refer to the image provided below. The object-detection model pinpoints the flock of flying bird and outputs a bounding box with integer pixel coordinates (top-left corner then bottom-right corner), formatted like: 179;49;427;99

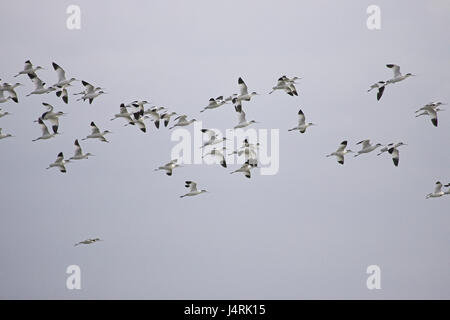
0;60;448;245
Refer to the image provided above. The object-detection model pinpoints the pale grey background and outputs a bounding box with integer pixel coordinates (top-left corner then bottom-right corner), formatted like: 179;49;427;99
0;0;449;299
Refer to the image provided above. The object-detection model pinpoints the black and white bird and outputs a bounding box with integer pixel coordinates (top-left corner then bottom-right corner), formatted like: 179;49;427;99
110;103;134;123
160;112;177;127
0;88;14;104
386;64;415;84
354;139;382;157
32;118;58;141
269;76;298;96
125;110;148;133
36;102;66;134
236;77;259;102
367;81;385;92
377;142;406;156
0;82;22;103
234;108;258;129
14;60;45;78
230;160;256;178
326;141;353;165
26;74;56;96
77;80;106;104
202;146;227;168
426;181;446;199
200;129;226;149
154;159;181;176
82;121;111;142
70;139;94;160
55;83;71;104
180;181;208;198
169;115;197;129
200;96;227;112
288;109;316;133
52;62;78;87
387;144;406;167
415;102;446;127
46;152;69;173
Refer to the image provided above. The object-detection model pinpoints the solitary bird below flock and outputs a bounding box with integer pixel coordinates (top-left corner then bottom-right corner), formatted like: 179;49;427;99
327;140;353;165
180;181;208;198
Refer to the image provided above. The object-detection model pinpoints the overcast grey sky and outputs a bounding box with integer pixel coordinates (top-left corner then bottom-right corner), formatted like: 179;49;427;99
0;0;449;299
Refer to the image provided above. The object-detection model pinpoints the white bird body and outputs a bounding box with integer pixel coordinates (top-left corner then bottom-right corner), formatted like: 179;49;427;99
202;147;227;168
200;96;227;112
0;82;22;103
46;152;69;173
27;74;56;96
0;128;13;140
160;112;177;127
230;161;256;178
234;109;258;129
180;181;207;198
269;76;298;96
77;81;106;104
426;182;445;199
154;159;181;176
52;62;77;87
0;89;13;103
111;103;133;122
385;64;415;84
288;109;315;133
327;140;353;165
32;118;58;141
200;129;226;149
354;140;382;157
14;60;44;78
236;77;259;102
70;139;93;160
82;121;111;142
415;103;445;127
169;115;196;129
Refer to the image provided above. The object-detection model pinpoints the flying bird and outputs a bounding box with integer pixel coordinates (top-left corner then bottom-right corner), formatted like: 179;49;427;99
77;80;106;104
288;109;316;133
230;160;256;178
0;128;13;140
354;140;382;157
169;115;196;129
415;103;445;127
14;60;44;78
52;62;78;87
426;181;446;199
326;140;353;165
154;159;182;176
82;121;111;142
202;147;227;168
46;152;69;173
200;96;227;112
236;77;259;102
70;139;94;160
26;74;56;96
0;82;22;103
234;109;258;129
32;118;58;141
74;238;102;246
180;181;208;198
